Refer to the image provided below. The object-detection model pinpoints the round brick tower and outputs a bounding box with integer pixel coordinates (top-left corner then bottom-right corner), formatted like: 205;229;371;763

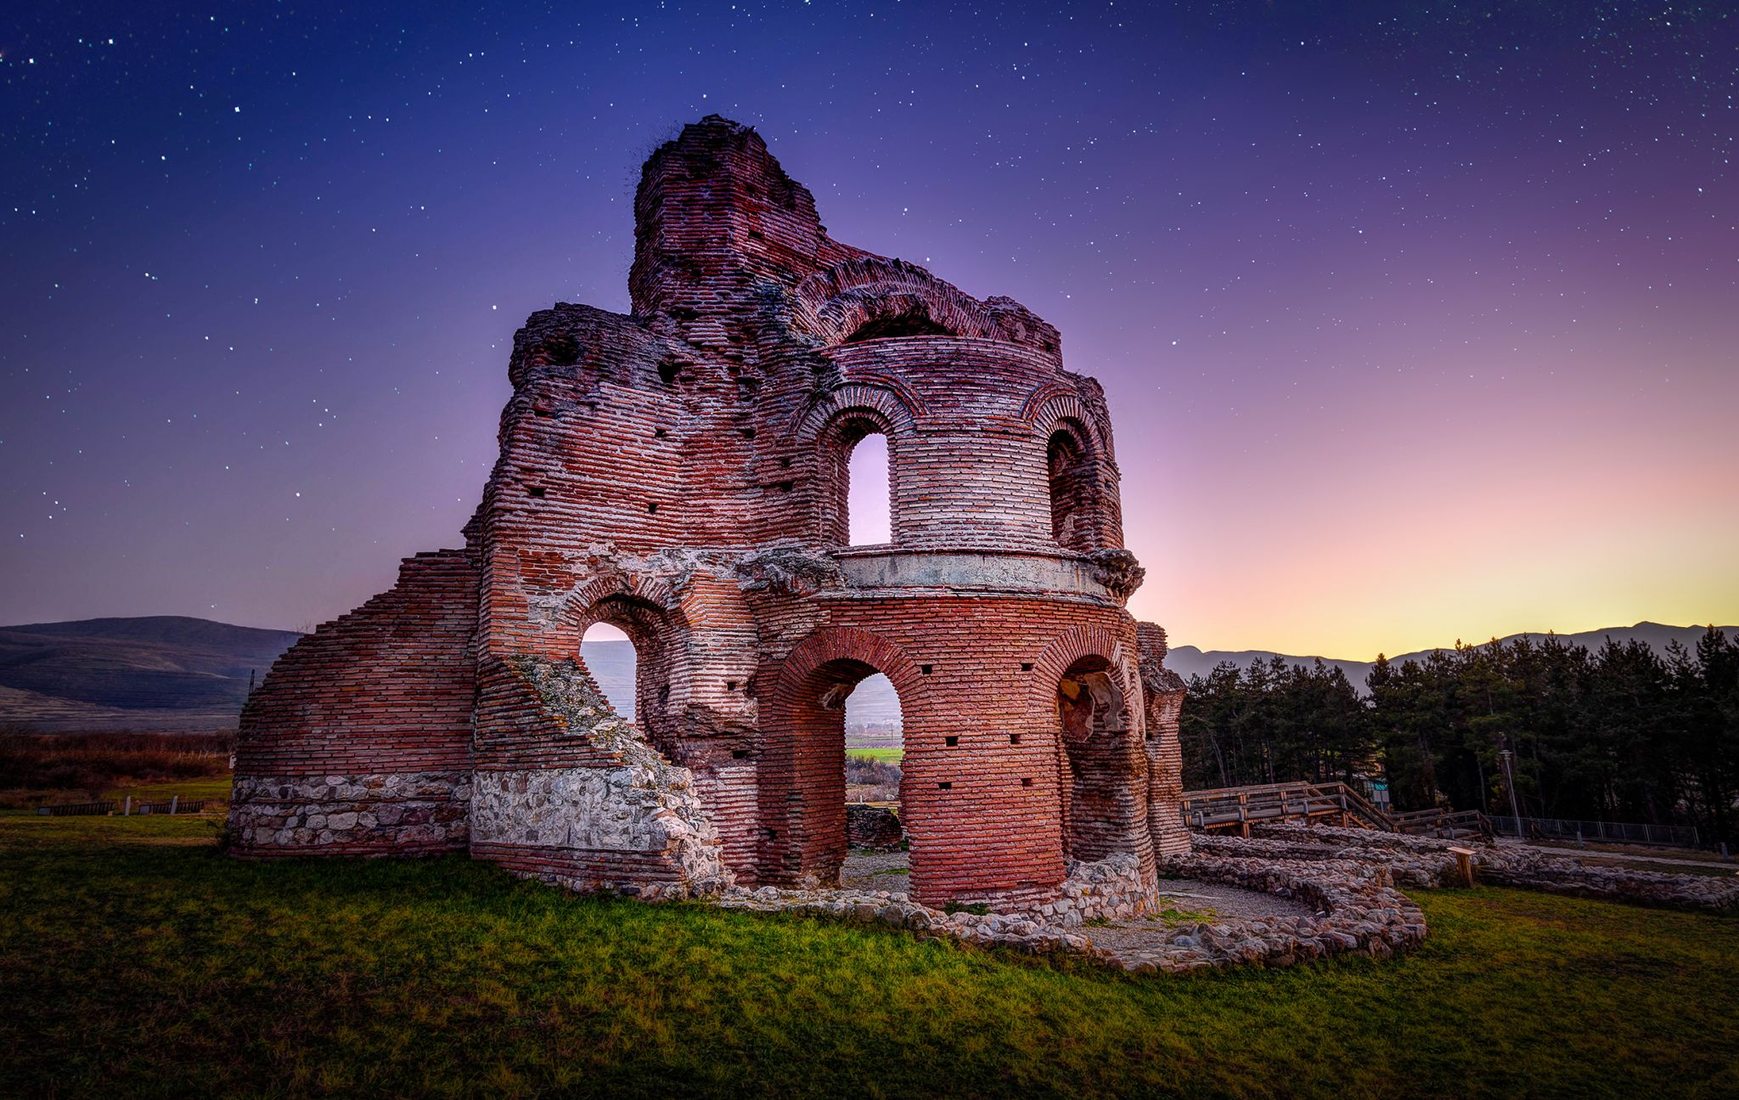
228;116;1190;911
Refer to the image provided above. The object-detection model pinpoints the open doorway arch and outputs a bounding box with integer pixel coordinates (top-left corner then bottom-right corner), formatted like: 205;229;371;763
816;409;897;547
759;628;921;887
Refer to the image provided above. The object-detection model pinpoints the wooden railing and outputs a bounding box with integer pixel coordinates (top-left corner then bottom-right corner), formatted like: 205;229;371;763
1180;780;1491;840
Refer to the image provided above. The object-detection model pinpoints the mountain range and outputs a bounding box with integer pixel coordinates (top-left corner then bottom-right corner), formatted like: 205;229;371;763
0;617;300;731
1166;621;1738;693
1;616;1731;731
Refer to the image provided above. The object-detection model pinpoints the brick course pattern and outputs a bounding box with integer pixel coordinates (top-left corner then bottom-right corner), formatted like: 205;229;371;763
229;116;1191;907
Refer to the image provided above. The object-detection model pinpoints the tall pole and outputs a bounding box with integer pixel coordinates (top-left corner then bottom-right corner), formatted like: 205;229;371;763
1500;746;1524;839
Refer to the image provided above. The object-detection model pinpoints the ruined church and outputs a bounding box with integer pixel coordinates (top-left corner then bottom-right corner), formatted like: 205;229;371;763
229;116;1190;910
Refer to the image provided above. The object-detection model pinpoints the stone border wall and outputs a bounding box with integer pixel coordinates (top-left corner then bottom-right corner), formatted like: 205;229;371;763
1241;824;1739;913
713;850;1424;975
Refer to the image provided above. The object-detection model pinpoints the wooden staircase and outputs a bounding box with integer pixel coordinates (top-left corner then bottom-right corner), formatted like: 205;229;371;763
1180;780;1491;840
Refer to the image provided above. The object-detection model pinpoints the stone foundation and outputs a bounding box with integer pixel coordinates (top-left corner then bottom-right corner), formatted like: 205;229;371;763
228;771;471;855
711;849;1425;975
845;804;904;851
471;654;735;900
1041;853;1158;926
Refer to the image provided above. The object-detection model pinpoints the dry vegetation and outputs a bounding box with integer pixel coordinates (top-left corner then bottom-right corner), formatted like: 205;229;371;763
845;754;901;803
0;727;233;808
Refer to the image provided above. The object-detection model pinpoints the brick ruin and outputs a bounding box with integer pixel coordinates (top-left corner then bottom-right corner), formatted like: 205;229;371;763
229;116;1192;910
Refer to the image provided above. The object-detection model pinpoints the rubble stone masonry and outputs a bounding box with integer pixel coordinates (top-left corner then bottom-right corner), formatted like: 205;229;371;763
229;117;1191;907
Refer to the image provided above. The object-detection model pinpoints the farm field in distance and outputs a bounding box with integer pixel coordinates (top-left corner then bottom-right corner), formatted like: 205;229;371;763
1;805;1735;1098
845;745;903;764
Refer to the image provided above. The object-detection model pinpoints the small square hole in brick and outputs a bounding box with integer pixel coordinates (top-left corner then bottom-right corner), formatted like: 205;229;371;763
937;781;951;790
647;503;658;514
726;680;739;692
527;486;546;498
920;664;934;675
1009;733;1021;745
1020;662;1034;672
731;749;749;760
654;427;668;439
1021;777;1034;787
944;735;959;747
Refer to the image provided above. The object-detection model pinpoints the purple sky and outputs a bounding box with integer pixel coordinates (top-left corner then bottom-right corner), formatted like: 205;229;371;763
3;3;1735;657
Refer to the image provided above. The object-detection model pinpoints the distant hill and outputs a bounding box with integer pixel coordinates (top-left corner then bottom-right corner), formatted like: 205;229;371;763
8;616;1729;732
1169;621;1739;694
0;617;300;731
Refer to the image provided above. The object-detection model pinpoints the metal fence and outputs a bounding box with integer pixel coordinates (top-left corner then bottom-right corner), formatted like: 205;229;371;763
1489;815;1700;848
35;801;116;817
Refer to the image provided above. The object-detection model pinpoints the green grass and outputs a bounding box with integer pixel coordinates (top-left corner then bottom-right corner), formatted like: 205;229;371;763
1;815;1735;1098
105;775;236;805
845;747;904;764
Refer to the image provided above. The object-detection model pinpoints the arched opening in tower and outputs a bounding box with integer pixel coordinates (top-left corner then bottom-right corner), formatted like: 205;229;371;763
579;621;637;720
766;655;908;889
1047;425;1098;553
846;430;891;545
1056;654;1145;865
842;309;953;342
843;672;904;869
574;596;676;753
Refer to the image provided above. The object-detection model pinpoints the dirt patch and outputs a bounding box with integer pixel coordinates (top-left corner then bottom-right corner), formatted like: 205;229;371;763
841;848;912;890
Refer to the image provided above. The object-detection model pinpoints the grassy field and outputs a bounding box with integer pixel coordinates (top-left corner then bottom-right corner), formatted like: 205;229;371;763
1;812;1735;1098
846;746;904;764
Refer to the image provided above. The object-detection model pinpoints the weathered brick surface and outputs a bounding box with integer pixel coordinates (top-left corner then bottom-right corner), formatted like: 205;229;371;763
227;116;1191;906
228;550;478;855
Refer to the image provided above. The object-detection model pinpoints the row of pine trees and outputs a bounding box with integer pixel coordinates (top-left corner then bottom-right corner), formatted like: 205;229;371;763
1178;628;1739;845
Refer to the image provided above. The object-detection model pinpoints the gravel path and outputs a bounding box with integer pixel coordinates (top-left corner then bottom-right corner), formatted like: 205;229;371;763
840;851;1311;924
841;848;912;891
1080;879;1318;961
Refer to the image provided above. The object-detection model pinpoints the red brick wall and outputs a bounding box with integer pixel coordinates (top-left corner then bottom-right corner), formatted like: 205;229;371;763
228;549;479;855
753;598;1146;905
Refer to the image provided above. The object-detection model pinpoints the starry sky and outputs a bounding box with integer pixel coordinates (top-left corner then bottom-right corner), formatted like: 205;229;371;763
3;2;1736;658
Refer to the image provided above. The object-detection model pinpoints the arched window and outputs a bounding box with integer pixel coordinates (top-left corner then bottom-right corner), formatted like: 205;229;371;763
575;595;676;746
580;621;637;719
1047;424;1098;553
821;412;895;546
847;431;891;545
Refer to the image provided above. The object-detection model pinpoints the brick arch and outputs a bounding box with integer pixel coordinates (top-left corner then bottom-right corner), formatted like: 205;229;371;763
1029;625;1134;720
792;380;922;445
757;626;923;885
563;573;684;631
1025;390;1122;553
1029;626;1154;872
772;625;926;704
559;577;692;751
789;256;1013;347
1022;387;1115;468
795;384;921;546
